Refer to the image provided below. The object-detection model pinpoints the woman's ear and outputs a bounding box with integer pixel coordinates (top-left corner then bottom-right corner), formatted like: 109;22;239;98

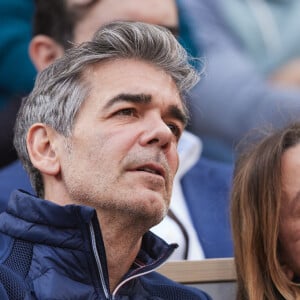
29;35;65;72
26;123;61;176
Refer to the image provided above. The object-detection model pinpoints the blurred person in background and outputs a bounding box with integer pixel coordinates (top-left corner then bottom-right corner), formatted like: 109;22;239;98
182;0;300;162
0;0;36;167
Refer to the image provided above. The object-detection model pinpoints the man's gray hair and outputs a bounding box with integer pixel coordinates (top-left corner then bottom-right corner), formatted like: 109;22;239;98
14;21;200;197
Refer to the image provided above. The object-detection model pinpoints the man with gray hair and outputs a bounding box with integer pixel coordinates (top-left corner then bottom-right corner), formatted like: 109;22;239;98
0;21;210;299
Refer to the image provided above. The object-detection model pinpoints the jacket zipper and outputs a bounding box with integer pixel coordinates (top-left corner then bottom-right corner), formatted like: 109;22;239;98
111;264;165;299
89;221;111;299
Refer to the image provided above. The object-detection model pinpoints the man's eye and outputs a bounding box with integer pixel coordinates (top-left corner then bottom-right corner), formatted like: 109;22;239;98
115;108;136;116
167;123;181;138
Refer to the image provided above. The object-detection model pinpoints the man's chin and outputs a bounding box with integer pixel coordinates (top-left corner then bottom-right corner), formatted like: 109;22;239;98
130;199;168;228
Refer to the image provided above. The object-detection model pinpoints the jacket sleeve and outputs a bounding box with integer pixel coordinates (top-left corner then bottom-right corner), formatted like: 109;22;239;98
178;0;300;151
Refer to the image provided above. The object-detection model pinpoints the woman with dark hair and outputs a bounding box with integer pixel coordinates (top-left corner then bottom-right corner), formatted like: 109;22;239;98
231;122;300;300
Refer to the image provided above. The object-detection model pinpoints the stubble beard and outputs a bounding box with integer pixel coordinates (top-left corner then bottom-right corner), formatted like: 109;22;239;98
64;141;173;229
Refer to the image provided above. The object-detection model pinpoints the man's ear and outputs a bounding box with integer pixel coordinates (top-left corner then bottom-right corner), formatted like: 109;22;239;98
27;123;61;176
29;35;65;72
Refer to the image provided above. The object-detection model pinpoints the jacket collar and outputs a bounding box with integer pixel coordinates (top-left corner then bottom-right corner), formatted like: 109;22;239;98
1;190;177;265
0;190;95;250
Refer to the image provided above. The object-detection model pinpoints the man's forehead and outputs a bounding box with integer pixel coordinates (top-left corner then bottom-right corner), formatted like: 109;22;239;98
82;58;184;109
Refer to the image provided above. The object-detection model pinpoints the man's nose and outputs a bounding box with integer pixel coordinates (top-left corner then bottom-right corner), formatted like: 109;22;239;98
139;116;174;151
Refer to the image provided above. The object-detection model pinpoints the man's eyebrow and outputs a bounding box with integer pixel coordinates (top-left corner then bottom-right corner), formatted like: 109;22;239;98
103;92;188;126
103;93;152;110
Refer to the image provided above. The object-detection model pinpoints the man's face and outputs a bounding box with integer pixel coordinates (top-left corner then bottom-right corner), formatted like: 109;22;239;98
279;143;300;278
73;0;178;44
58;59;186;225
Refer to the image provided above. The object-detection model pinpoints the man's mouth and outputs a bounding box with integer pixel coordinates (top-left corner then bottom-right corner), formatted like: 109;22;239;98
134;164;165;179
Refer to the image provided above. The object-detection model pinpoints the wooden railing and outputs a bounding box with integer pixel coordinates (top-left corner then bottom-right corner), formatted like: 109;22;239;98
157;257;236;284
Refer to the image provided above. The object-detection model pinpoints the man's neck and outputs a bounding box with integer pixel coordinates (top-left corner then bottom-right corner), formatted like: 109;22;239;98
96;211;147;292
106;235;142;292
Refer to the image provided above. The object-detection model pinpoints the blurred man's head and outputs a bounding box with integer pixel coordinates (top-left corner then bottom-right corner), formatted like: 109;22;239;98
30;0;178;71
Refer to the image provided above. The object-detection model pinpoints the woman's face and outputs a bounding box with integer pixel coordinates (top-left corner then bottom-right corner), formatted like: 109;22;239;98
279;143;300;279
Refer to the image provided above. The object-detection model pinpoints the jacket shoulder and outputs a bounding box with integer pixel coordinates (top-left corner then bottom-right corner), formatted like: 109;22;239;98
141;271;211;299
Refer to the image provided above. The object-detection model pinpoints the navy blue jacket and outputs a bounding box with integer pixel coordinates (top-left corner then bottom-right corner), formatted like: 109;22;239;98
0;190;211;299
